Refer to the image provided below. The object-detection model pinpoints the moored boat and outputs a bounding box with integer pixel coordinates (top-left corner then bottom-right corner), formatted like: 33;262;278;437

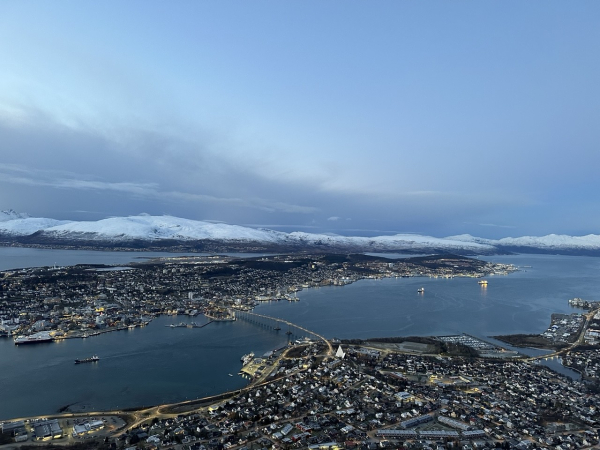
241;352;254;366
14;331;54;345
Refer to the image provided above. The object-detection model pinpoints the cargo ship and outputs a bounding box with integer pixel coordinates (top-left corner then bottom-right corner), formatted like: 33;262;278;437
75;355;99;364
14;331;54;345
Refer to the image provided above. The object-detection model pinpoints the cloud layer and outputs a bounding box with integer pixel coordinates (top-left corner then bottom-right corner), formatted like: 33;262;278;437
0;2;599;238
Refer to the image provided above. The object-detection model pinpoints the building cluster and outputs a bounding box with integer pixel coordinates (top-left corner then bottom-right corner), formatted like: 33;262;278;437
110;344;600;450
562;348;600;382
568;299;600;311
0;416;119;444
540;314;585;345
1;418;63;442
0;254;511;341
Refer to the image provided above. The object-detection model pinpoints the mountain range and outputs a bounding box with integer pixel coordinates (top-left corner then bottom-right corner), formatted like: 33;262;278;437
1;210;600;255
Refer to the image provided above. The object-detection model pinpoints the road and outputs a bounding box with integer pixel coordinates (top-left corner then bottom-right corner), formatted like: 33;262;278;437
526;307;599;362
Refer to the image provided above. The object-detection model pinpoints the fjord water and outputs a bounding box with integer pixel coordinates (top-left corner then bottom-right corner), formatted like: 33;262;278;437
0;247;201;270
257;254;599;339
0;316;289;420
1;252;598;419
0;247;273;271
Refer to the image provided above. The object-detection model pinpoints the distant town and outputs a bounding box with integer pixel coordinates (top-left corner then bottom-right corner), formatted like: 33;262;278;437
0;254;514;342
2;254;600;450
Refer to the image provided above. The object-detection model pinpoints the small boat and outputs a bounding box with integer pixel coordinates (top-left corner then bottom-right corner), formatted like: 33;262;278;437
75;355;99;364
228;373;233;377
417;287;424;293
478;280;488;285
241;353;254;366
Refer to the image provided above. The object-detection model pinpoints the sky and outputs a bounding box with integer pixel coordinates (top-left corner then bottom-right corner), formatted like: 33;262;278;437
0;1;599;239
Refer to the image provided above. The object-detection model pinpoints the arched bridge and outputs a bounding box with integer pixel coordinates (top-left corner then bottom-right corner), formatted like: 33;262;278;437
232;309;333;356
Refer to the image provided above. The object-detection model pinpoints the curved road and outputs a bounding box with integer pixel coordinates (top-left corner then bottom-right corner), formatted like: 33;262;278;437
526;307;599;362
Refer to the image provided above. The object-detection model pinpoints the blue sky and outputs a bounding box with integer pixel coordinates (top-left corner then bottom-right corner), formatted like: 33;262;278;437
0;1;599;238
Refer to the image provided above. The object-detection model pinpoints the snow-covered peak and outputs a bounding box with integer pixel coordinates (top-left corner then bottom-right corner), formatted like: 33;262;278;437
448;233;600;250
0;209;30;222
0;213;599;254
445;234;495;245
0;217;73;235
43;215;289;242
496;234;600;249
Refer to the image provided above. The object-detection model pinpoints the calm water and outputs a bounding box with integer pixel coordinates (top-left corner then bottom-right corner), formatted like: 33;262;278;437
0;252;596;419
0;247;272;271
256;254;599;339
0;316;289;420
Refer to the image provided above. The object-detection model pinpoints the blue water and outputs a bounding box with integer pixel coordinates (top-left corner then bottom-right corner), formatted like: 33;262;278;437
0;247;273;271
256;254;599;339
0;316;289;420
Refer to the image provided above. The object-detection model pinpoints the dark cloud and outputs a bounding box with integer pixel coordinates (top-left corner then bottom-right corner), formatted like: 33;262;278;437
0;110;597;239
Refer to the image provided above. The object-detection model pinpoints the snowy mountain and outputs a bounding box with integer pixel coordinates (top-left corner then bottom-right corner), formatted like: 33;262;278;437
0;214;494;253
0;212;599;255
0;209;30;222
448;233;600;253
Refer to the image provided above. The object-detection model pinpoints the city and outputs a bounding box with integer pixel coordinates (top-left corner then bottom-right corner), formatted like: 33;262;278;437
0;254;514;342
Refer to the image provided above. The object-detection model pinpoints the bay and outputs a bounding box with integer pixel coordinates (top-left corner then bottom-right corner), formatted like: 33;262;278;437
256;254;599;339
0;315;289;420
0;247;272;271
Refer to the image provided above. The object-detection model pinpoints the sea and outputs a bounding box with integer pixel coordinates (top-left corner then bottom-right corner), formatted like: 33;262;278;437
0;248;597;420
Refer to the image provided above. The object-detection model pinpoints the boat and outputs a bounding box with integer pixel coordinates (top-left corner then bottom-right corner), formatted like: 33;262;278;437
228;373;233;377
241;352;254;366
417;287;424;293
478;280;488;285
14;331;54;345
75;355;99;364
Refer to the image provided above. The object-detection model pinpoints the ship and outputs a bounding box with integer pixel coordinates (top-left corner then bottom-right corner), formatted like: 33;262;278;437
14;331;54;345
241;352;254;366
478;280;488;285
75;355;99;364
417;287;424;293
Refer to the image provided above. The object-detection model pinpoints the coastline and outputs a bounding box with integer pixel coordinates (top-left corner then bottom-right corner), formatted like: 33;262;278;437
2;253;598;429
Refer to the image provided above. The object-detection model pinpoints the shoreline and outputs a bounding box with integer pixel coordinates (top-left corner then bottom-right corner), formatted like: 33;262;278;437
2;254;595;427
4;255;517;345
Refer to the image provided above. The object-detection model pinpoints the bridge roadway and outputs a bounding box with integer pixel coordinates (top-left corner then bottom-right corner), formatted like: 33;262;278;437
233;309;333;357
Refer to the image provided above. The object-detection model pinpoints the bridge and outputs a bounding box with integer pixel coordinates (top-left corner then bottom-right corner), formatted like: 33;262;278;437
231;309;333;356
